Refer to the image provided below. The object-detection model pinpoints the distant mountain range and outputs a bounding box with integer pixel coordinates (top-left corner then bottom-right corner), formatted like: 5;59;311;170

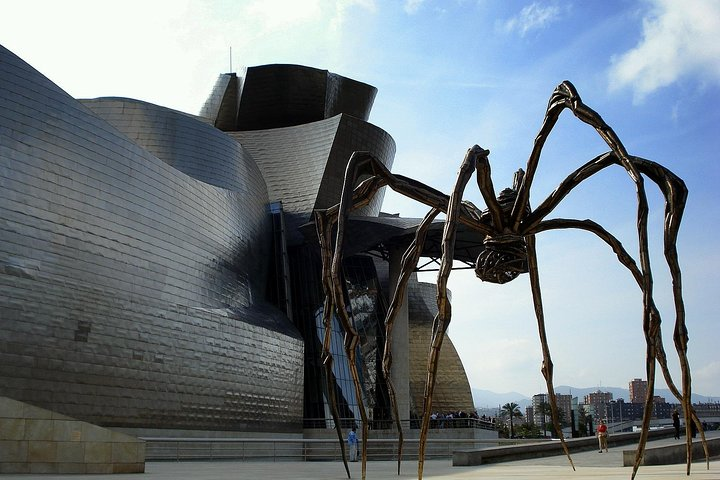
472;386;713;410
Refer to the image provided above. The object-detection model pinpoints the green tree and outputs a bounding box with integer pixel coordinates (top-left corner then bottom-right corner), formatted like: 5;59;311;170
515;422;542;438
577;407;590;437
538;401;567;437
501;402;523;439
537;401;552;437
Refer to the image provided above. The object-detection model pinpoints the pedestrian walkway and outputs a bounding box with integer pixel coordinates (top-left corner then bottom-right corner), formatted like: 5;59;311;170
4;433;717;480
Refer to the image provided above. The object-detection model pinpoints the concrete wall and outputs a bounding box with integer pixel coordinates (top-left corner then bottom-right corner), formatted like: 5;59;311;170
0;397;144;474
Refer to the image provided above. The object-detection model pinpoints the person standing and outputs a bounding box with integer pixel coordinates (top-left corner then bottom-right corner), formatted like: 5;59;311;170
672;409;681;439
597;419;609;453
348;427;358;462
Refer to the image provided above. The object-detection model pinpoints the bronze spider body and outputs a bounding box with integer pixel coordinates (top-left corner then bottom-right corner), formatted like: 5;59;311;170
314;81;708;480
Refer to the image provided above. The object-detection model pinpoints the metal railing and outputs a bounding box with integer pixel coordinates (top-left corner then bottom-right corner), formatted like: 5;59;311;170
142;436;533;462
302;417;497;431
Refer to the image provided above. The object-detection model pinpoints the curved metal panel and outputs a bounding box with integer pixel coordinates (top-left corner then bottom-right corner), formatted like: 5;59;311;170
0;44;303;432
198;72;240;130
235;64;378;131
82;97;267;198
231;115;396;245
408;281;475;416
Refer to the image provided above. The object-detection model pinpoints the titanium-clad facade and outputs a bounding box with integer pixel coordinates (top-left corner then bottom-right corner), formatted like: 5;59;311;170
230;115;396;244
200;64;377;132
0;45;474;435
0;45;302;432
408;280;474;416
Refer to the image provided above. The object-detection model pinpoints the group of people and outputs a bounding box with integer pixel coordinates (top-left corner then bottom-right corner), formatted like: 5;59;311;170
429;410;485;428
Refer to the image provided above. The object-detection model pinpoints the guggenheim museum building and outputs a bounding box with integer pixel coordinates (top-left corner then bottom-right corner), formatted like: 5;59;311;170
0;44;475;438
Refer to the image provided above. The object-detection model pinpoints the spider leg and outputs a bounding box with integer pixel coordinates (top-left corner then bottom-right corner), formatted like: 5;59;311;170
531;218;655;477
511;81;644;232
314;210;351;479
329;151;396;480
316;151;395;480
524;152;706;473
418;146;486;480
322;153;493;236
317;148;490;480
525;234;575;470
655;174;704;474
531;211;660;480
382;207;441;475
535;217;709;474
511;87;654;367
511;95;659;462
475;151;505;229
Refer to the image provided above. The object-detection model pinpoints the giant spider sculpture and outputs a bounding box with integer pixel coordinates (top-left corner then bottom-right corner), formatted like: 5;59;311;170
314;81;708;480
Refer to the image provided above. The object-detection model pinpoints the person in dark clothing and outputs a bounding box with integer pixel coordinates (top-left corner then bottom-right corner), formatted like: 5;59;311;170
672;409;681;439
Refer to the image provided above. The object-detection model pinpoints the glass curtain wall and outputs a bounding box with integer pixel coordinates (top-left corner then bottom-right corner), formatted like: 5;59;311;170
289;246;391;428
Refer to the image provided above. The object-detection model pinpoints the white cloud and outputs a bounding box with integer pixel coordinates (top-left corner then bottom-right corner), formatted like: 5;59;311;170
242;0;323;32
501;2;562;37
609;0;720;102
404;0;425;15
329;0;378;34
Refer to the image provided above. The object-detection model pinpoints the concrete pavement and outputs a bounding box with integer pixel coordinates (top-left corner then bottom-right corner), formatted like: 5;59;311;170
4;432;717;479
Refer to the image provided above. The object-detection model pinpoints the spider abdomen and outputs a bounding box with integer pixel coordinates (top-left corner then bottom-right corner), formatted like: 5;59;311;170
475;234;529;284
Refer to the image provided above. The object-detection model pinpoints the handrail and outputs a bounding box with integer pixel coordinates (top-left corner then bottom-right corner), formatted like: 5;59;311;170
302;417;497;430
140;437;527;462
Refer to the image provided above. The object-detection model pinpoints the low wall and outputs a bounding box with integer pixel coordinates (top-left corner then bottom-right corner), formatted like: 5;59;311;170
0;397;145;474
454;428;675;466
623;437;720;466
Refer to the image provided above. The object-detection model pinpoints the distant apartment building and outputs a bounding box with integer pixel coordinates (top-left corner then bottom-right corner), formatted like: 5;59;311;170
557;394;573;424
584;390;614;419
607;398;642;422
653;399;674;419
532;394;548;427
607;397;680;421
694;402;720;418
532;393;573;426
629;378;648;403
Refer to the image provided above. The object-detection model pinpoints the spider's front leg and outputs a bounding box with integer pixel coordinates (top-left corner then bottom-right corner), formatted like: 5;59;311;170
319;147;492;480
417;145;488;480
327;151;390;480
314;210;351;479
318;150;440;480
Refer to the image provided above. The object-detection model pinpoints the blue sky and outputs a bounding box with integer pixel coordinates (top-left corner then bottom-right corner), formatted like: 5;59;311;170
2;0;718;400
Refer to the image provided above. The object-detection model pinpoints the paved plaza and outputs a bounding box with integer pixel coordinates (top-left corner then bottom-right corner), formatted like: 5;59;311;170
4;433;717;480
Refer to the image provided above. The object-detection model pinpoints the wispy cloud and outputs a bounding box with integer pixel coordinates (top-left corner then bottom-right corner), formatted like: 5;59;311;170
404;0;425;15
501;2;562;37
608;0;720;102
329;0;377;31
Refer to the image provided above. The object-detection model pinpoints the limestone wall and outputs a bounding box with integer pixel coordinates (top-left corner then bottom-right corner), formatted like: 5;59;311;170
0;397;145;474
